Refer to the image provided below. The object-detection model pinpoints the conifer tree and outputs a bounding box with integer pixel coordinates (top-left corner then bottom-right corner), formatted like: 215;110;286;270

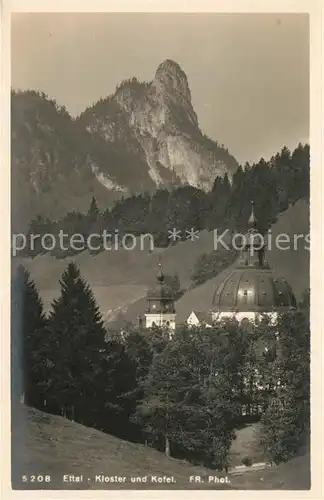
11;265;46;408
96;336;140;439
208;175;231;230
45;262;107;422
87;196;100;222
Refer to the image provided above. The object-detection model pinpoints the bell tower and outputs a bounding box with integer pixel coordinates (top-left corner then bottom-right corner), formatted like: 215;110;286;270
237;201;268;269
144;260;176;330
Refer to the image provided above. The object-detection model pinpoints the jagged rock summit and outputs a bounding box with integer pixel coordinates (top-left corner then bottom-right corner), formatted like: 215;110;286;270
80;59;238;191
153;59;198;126
155;59;191;92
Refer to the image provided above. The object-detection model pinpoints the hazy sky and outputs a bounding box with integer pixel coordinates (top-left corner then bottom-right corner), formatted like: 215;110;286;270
11;13;309;165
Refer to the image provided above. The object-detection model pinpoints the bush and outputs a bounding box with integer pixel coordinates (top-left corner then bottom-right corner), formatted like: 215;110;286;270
191;248;237;287
241;456;252;467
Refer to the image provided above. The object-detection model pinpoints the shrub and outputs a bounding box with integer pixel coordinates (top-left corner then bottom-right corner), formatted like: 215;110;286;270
241;456;252;467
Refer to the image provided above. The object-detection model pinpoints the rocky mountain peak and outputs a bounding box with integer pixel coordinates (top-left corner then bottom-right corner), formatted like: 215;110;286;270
154;59;191;100
12;61;239;224
80;60;238;191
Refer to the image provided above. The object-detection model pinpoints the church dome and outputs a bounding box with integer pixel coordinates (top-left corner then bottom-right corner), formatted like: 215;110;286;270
212;201;297;314
212;268;297;312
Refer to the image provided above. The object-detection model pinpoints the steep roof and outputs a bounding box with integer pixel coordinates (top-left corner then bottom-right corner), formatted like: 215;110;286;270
190;311;213;324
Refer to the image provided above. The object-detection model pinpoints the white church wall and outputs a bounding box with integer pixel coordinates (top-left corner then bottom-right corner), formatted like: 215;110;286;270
211;311;278;325
144;313;176;330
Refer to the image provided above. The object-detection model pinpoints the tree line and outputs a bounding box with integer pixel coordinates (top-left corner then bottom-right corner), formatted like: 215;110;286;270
11;262;310;468
16;143;309;258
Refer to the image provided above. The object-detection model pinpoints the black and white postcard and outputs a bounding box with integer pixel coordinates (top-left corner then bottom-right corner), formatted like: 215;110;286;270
1;1;323;498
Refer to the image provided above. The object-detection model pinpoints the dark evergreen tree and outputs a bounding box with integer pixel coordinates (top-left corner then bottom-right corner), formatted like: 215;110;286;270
96;337;141;439
11;265;46;408
290;143;310;201
87;196;100;222
208;174;231;230
44;262;107;422
271;146;292;212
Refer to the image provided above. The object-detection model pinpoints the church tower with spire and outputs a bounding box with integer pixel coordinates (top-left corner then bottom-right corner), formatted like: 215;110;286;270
211;201;296;324
144;260;176;330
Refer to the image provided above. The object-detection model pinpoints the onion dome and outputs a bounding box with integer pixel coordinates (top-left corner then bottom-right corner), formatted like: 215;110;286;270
212;201;297;313
146;261;174;301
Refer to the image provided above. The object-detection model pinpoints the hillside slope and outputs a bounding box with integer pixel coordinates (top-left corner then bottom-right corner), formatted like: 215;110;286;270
14;199;309;323
11;406;230;490
231;453;310;490
11;406;310;490
14;229;217;322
